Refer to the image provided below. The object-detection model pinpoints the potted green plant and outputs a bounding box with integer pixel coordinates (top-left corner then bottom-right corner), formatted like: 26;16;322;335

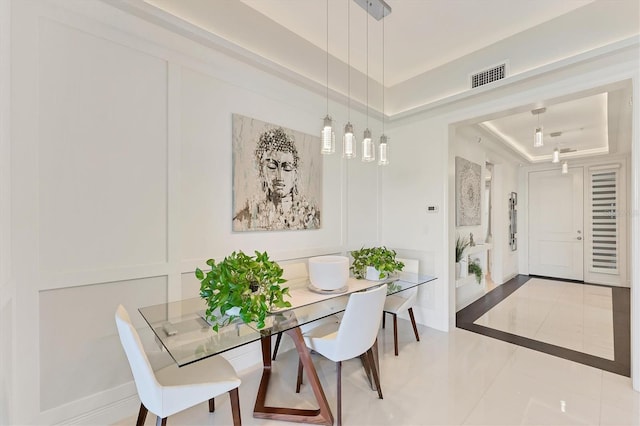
468;258;483;284
455;235;470;279
195;250;292;331
350;246;404;280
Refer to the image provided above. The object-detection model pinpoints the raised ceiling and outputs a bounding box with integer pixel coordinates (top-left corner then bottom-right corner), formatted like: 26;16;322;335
147;0;594;87
139;0;635;163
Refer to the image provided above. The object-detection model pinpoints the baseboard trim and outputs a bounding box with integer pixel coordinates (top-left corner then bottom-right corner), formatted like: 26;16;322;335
57;394;140;426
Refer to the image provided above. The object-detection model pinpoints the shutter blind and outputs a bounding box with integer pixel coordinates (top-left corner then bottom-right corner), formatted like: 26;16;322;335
590;170;618;274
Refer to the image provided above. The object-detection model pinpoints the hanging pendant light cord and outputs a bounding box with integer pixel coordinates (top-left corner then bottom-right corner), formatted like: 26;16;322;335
381;15;385;135
347;0;351;122
366;6;369;129
326;0;329;116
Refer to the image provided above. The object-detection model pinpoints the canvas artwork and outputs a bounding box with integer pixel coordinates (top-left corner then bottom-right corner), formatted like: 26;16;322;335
455;156;481;226
232;114;322;232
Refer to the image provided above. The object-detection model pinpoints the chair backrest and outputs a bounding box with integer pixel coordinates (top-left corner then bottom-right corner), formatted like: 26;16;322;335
334;284;387;361
115;305;163;414
397;257;419;299
398;258;419;274
281;262;309;288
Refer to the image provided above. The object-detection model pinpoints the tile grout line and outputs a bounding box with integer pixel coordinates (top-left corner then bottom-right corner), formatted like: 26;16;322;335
529;279;560;343
458;339;520;425
598;368;605;425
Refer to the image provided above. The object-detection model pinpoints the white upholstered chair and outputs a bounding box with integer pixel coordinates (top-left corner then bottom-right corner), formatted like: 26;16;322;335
382;258;420;356
115;305;242;426
296;284;387;426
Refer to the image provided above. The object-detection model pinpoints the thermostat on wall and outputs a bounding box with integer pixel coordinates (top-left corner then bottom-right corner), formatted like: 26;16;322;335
426;205;439;213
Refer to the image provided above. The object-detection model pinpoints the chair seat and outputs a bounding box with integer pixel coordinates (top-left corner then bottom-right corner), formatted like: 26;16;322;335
300;314;339;335
383;294;413;314
115;305;242;424
154;355;240;389
154;355;241;418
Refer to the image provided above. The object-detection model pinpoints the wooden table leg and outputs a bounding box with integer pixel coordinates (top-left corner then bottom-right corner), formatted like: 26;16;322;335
253;328;334;425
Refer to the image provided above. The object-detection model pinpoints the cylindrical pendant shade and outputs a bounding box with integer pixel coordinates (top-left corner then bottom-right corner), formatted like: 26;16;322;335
362;128;375;162
552;148;560;163
562;161;569;174
534;127;543;147
378;134;389;165
343;122;356;159
321;115;335;154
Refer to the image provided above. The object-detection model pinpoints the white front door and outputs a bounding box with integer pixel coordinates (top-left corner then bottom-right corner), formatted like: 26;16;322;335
529;167;584;280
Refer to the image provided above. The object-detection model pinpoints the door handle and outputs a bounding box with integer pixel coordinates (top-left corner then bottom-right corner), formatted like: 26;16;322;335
577;236;582;240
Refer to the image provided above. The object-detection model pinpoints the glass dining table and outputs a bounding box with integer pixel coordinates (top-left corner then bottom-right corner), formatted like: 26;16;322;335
139;271;436;425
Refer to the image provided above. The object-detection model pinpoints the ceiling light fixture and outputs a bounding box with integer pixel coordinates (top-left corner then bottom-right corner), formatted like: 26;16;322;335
343;0;356;159
562;161;569;174
552;147;560;163
353;0;391;20
378;12;388;166
362;3;375;162
320;0;334;155
532;107;546;148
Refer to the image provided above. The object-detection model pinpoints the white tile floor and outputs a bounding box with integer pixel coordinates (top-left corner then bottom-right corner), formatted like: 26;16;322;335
114;321;640;426
473;278;615;360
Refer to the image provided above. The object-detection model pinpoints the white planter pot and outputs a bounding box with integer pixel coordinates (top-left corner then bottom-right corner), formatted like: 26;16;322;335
365;266;387;281
458;258;468;278
225;306;241;317
308;255;349;290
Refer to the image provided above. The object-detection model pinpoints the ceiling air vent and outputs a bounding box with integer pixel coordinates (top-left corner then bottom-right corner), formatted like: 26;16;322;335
470;63;507;88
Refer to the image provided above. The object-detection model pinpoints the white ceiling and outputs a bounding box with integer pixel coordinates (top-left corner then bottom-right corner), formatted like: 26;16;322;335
482;93;610;163
140;0;634;163
238;0;593;87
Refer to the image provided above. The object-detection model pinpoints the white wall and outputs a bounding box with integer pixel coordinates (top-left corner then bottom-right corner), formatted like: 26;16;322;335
0;0;12;422
494;161;520;282
384;39;639;332
380;116;449;330
6;1;381;424
448;126;520;309
3;1;639;424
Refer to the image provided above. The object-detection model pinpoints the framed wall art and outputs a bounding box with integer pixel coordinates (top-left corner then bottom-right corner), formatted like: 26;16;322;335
232;114;322;232
455;156;481;226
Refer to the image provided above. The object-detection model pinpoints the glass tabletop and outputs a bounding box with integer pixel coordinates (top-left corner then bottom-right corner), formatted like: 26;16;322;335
139;273;436;367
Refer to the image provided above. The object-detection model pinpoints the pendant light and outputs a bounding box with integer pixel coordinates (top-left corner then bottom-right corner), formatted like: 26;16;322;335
562;161;569;174
362;3;375;162
321;0;335;155
534;127;543;148
552;147;560;163
343;0;356;159
378;12;388;166
532;107;545;148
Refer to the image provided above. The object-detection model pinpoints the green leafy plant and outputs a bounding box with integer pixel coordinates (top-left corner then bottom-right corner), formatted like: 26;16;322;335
468;259;483;284
196;250;292;331
455;235;470;263
350;246;404;279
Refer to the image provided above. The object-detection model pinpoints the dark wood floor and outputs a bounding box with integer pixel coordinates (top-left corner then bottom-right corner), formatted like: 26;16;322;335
456;274;630;377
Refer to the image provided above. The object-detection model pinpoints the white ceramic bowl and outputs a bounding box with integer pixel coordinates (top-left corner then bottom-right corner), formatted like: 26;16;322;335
308;256;349;290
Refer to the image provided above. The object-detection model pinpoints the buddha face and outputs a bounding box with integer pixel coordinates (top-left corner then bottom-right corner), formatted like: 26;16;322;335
260;150;297;198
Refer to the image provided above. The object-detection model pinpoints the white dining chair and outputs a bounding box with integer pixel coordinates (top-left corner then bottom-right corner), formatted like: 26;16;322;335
382;258;420;356
115;305;242;426
296;284;387;426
